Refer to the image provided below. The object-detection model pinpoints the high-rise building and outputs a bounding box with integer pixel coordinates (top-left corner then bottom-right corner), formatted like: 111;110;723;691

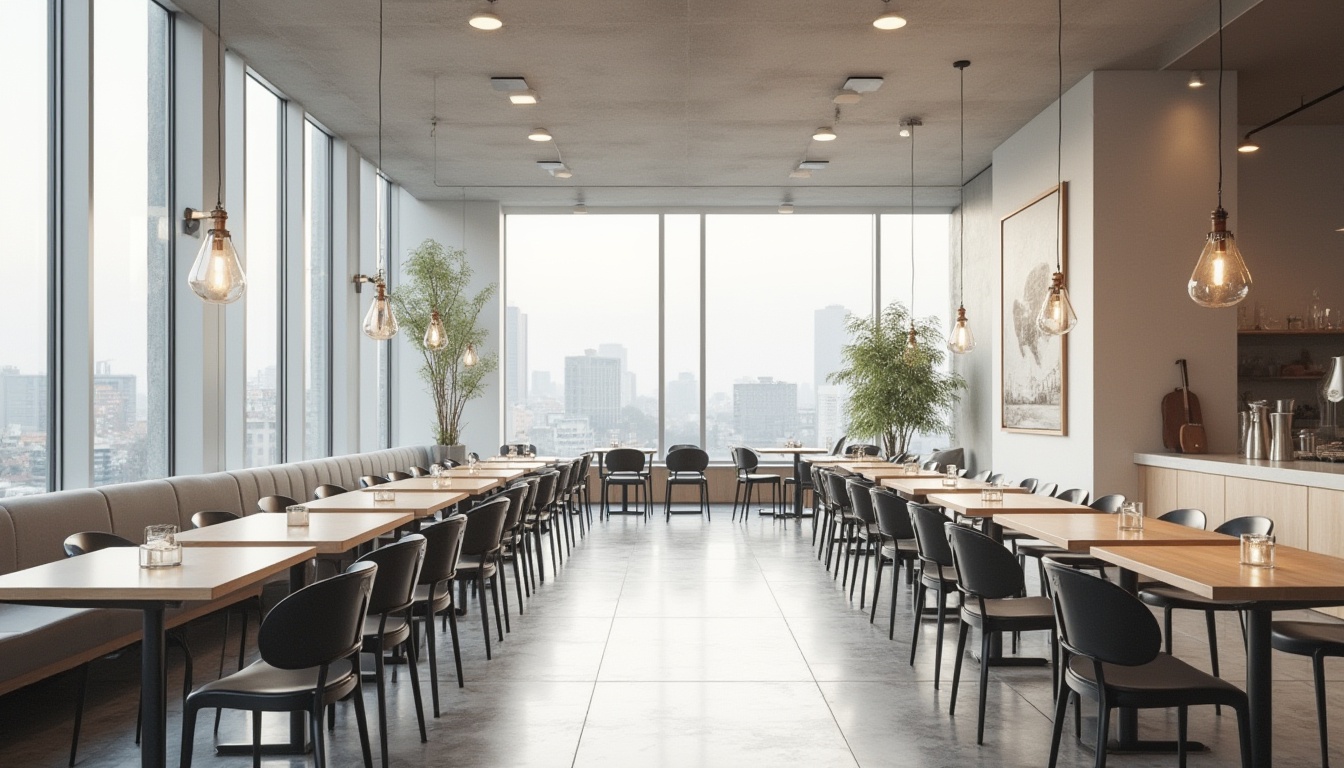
597;343;636;406
733;377;798;446
531;370;557;401
814;304;850;396
565;350;622;437
0;369;47;433
816;385;848;451
506;306;529;405
93;362;137;433
666;371;698;422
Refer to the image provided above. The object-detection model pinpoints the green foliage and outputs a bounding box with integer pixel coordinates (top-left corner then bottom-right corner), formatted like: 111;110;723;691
390;239;497;446
828;302;966;457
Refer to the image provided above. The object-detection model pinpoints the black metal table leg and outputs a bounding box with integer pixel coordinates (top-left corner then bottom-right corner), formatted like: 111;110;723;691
140;606;167;768
1245;607;1272;767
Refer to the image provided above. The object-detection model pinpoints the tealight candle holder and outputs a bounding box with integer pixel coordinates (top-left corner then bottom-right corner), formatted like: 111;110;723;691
286;505;310;527
373;490;396;503
1241;533;1276;568
1117;502;1145;531
139;524;182;568
980;487;1003;503
903;461;919;475
942;465;959;488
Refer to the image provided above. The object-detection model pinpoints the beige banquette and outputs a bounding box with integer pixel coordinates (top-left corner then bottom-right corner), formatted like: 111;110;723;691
0;446;435;697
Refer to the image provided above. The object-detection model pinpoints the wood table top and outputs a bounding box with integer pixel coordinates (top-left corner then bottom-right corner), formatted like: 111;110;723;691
305;490;467;517
754;447;830;455
856;466;944;481
439;467;526;481
925;491;1085;516
176;512;412;554
1090;544;1344;602
994;513;1238;551
884;477;1030;497
586;448;655;455
482;459;552;469
809;456;879;466
0;546;314;602
375;477;503;495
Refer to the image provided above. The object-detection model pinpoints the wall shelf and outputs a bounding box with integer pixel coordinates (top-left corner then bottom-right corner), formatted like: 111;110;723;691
1240;375;1324;381
1238;330;1344;336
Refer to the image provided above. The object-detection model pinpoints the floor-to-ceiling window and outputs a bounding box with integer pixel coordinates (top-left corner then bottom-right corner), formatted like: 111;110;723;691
504;215;660;457
303;121;331;458
91;0;172;485
0;0;52;494
663;215;702;454
375;173;392;449
244;75;283;467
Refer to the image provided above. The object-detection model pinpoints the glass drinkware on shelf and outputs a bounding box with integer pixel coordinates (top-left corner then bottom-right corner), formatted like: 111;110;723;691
286;505;310;527
140;524;182;568
1240;533;1276;568
942;465;959;487
1118;502;1145;531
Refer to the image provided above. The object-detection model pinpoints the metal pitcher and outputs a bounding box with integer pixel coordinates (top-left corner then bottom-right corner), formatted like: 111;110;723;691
1269;413;1295;461
1243;401;1271;460
1320;356;1344;441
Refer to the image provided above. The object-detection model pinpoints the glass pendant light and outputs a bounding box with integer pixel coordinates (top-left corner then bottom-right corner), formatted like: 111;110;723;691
362;0;399;340
187;0;246;304
1189;0;1252;308
423;309;448;350
948;60;975;354
904;118;920;358
463;344;479;367
1035;0;1078;335
873;0;907;30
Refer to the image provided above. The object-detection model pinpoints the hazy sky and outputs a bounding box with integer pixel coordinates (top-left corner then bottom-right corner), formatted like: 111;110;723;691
505;213;950;399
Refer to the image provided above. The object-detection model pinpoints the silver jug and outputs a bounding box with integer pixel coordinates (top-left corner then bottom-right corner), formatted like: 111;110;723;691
1243;401;1271;460
1269;412;1295;461
1320;356;1344;441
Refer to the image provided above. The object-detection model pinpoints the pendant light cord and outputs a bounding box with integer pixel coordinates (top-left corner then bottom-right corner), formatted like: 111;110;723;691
1055;0;1063;273
909;121;916;318
215;0;223;208
376;0;385;274
958;63;965;304
1216;0;1224;208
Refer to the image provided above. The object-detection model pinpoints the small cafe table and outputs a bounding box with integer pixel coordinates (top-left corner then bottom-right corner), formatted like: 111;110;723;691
0;545;313;768
755;447;830;516
306;488;468;518
993;512;1237;551
1090;544;1344;766
375;476;503;497
883;476;1028;499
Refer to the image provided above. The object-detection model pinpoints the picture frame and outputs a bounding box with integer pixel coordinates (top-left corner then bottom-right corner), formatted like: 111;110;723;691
1000;182;1068;435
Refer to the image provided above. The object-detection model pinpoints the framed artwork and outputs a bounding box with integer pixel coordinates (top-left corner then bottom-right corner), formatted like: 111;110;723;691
1000;182;1068;435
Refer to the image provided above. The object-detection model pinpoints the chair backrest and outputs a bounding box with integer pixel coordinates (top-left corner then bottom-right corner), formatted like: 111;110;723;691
606;448;646;473
971;469;992;482
359;475;390;488
498;482;531;530
63;530;134;557
667;443;700;453
531;472;559;513
1089;493;1125;512
461;496;511;557
553;462;573;496
259;560;377;670
191;509;240;529
987;473;1007;485
1157;508;1206;529
830;436;847;455
846;478;876;524
666;447;709;473
387;471;412;482
796;459;814;488
409;465;431;478
824;471;851;511
572;454;592;492
1017;478;1040;493
1044;561;1160;667
355;533;427;617
312;484;347;500
1035;482;1058;497
870;487;914;540
1056;488;1089;505
730;446;760;473
258;495;298;513
444;458;462;468
845;443;880;457
908;503;955;568
417;514;468;586
1215;515;1274;537
811;466;830;508
947;523;1028;599
920;459;940;471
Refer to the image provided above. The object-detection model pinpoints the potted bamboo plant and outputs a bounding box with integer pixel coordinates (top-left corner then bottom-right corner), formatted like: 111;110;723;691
391;239;497;462
829;302;966;458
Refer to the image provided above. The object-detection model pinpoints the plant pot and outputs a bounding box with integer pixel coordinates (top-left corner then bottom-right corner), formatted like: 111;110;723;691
434;444;468;465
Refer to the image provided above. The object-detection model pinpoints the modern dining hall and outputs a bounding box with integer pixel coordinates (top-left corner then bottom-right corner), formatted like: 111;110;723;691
2;0;1344;767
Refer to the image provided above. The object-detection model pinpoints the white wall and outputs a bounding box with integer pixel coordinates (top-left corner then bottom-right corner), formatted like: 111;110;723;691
952;167;995;472
1238;125;1344;322
392;196;504;454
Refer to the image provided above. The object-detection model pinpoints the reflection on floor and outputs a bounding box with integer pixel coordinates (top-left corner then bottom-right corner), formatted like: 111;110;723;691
1;505;1341;766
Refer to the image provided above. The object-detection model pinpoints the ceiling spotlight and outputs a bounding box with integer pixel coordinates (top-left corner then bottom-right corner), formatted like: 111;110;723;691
550;169;572;179
873;0;907;30
833;92;862;105
1238;136;1260;153
528;127;552;141
788;169;812;179
813;127;837;141
778;203;794;214
1188;71;1205;88
509;90;539;105
469;1;502;30
899;126;911;138
573;203;588;215
797;160;829;170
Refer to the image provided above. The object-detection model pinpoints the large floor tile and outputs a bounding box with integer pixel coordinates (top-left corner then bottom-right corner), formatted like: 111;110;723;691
598;617;813;681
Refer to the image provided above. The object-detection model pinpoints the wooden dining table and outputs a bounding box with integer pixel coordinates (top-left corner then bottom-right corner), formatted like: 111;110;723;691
306;488;468;517
439;466;527;481
883;476;1029;499
993;512;1238;551
926;491;1089;541
854;465;943;482
374;476;503;496
755;447;830;516
1089;543;1344;766
0;545;313;768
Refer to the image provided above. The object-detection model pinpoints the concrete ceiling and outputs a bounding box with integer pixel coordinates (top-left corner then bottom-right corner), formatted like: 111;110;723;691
168;0;1340;208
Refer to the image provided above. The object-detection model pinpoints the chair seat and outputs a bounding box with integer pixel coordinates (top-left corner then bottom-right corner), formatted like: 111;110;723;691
362;614;410;644
1271;621;1344;657
880;538;918;559
605;473;646;485
412;583;453;615
919;564;959;588
1016;542;1066;558
1066;653;1247;709
456;554;497;578
962;595;1055;627
667;472;706;482
738;474;781;483
1139;585;1248;611
191;659;357;700
1041;552;1108;570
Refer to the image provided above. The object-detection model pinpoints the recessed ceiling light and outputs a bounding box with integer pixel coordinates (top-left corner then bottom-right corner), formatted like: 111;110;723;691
528;127;552;141
778;203;794;214
813;127;837;141
873;1;907;30
551;169;573;179
491;76;530;92
789;169;812;179
537;160;565;170
573;203;588;215
797;160;829;170
469;1;502;30
833;92;862;105
1188;71;1205;89
509;90;539;105
842;76;885;93
899;126;911;138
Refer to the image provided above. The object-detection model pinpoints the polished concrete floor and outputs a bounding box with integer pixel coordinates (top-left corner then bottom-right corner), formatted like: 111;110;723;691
1;505;1342;766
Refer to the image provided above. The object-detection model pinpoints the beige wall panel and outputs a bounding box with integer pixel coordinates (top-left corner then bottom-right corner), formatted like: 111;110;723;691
1308;488;1344;619
1177;471;1227;528
1224;476;1308;549
1139;466;1181;518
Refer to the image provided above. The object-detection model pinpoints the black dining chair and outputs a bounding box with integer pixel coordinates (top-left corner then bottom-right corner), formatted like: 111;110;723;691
455;497;511;659
410;515;468;711
312;484;347;500
970;469;993;482
258;495;298;513
783;458;815;516
408;465;432;478
386;471;412;482
500;479;539;604
1035;481;1059;497
907;503;961;679
823;470;856;575
664;447;710;520
601;447;650;519
180;561;378;768
868;487;917;627
947;524;1057;745
844;477;879;602
1156;507;1207;529
353;534;429;767
829;436;847;455
730;447;782;520
493;481;533;625
359;475;390;489
525;471;560;585
1056;488;1091;505
1269;619;1344;767
845;443;881;457
1044;561;1251;768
